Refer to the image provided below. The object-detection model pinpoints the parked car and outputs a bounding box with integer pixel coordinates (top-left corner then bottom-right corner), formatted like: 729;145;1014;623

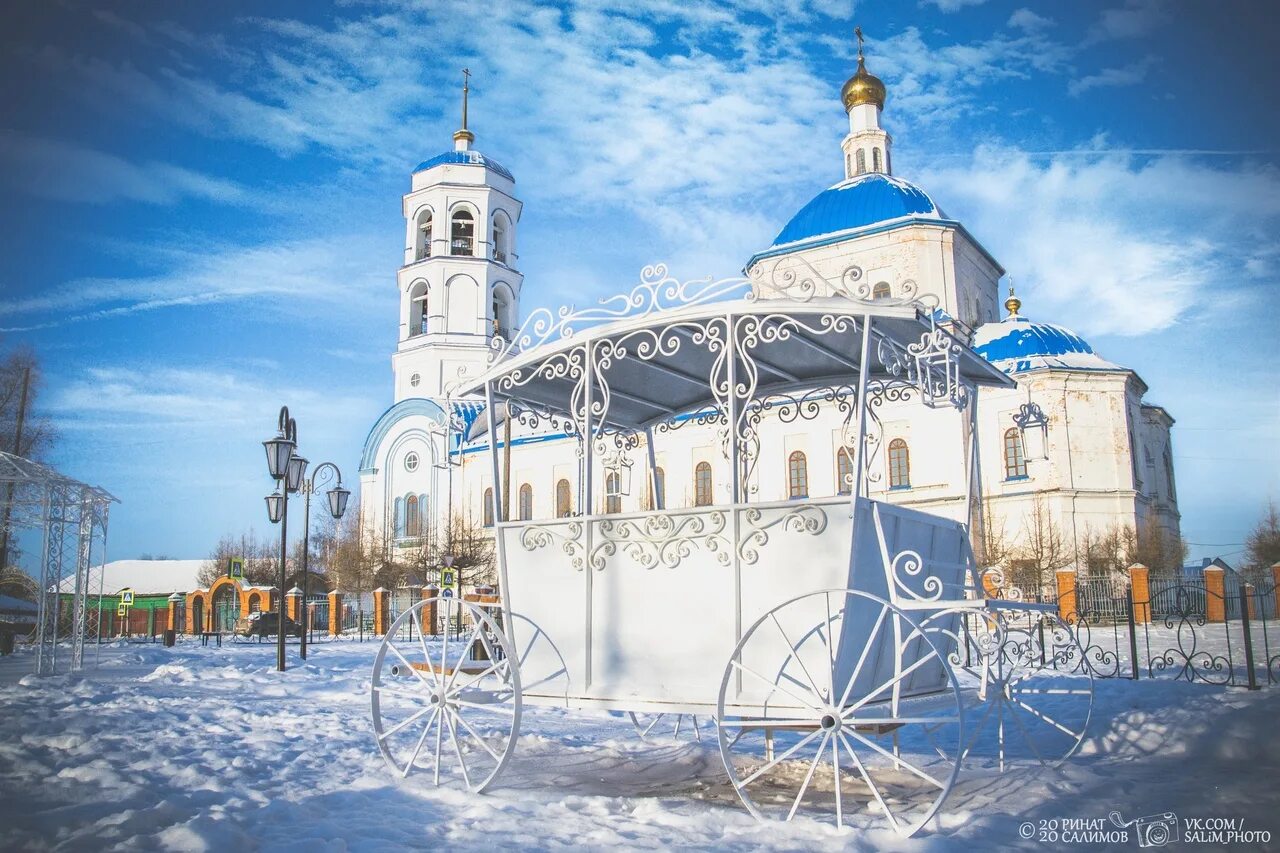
234;611;302;639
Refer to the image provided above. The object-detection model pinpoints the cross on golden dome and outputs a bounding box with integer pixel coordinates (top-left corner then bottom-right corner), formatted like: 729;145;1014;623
842;26;886;111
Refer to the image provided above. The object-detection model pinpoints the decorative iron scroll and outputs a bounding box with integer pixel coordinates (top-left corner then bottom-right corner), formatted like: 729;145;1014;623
748;255;938;311
737;505;828;564
590;511;730;570
489;263;750;366
518;521;585;571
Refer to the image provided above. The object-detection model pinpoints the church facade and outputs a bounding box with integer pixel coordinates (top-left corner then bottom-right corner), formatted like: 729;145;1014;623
359;49;1181;592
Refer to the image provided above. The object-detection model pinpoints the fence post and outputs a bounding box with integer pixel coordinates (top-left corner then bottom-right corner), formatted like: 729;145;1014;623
1056;570;1078;624
1125;582;1140;680
1241;583;1260;690
327;590;342;637
1127;563;1151;624
373;587;389;636
423;586;439;636
286;587;301;622
1204;567;1226;622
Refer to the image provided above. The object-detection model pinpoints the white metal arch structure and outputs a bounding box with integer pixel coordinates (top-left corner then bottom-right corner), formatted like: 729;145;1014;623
0;451;117;675
373;264;1093;834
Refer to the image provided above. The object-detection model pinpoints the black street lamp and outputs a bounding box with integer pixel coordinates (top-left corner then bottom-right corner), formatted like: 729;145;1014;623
263;406;298;672
298;461;349;659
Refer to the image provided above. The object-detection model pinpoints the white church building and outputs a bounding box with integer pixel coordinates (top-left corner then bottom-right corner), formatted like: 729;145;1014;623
358;47;1181;590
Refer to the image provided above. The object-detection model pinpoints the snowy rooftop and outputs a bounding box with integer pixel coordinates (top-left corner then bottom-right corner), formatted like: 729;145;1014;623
769;173;944;249
57;559;207;596
972;313;1121;375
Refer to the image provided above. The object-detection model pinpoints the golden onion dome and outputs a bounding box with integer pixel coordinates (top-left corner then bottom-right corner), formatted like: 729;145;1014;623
842;56;886;111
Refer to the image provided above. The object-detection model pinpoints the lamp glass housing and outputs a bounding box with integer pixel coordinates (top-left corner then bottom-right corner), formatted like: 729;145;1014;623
263;436;295;480
327;485;351;519
265;491;283;524
285;455;308;493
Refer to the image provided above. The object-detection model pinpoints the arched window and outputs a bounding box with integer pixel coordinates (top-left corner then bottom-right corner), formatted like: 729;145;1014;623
409;281;428;336
888;439;910;489
1164;449;1176;502
787;451;808;499
652;466;665;510
451;209;475;256
836;447;854;495
555;478;572;517
482;487;494;527
393;497;404;538
492;217;508;264
405;494;420;537
872;147;883;173
845;153;852;176
694;462;713;507
1003;428;1027;480
872;281;891;300
605;473;621;514
416;210;433;260
518;483;532;521
855;149;867;175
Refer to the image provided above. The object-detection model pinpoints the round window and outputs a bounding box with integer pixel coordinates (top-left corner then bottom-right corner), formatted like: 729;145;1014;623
410;373;421;388
404;452;419;472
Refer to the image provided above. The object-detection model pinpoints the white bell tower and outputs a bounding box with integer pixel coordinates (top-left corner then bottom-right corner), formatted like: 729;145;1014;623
393;69;524;401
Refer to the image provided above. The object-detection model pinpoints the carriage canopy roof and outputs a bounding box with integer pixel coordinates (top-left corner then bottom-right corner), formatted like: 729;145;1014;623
456;291;1013;434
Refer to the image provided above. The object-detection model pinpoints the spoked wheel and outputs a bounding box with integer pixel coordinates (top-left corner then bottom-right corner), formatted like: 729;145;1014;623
628;712;710;743
717;589;964;837
370;597;521;792
950;609;1093;771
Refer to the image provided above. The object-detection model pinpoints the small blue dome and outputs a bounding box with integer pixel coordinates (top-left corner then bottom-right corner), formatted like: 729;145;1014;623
972;314;1119;374
414;149;513;181
771;173;942;248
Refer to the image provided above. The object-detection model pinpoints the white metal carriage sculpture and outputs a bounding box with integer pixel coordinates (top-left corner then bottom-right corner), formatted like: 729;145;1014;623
369;266;1093;836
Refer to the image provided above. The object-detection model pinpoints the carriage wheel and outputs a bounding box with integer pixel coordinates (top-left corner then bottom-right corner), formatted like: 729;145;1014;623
716;589;963;836
627;712;710;743
952;610;1093;771
370;597;521;792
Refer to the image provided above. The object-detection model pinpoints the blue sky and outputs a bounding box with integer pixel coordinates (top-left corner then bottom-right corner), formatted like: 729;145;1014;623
1;0;1277;565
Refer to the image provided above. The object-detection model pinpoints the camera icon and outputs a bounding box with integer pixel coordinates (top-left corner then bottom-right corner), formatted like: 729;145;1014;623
1110;811;1178;848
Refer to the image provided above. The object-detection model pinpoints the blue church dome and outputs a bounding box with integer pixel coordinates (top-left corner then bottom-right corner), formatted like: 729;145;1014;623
414;149;514;181
972;310;1120;375
770;173;943;248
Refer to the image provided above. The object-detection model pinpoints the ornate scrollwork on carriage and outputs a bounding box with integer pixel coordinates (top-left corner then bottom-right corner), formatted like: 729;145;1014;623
736;505;828;565
518;520;585;570
590;511;730;570
489;263;750;366
748;254;938;310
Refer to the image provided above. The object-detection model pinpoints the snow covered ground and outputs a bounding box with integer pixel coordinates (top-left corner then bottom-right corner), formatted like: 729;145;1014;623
1;639;1278;851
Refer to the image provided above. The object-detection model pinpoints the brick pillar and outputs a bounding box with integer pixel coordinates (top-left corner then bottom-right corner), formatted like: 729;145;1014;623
1244;583;1257;619
373;587;389;636
981;568;1002;599
167;598;178;634
286;587;301;621
1204;567;1225;623
422;587;439;636
1128;563;1151;624
1056;570;1078;624
327;591;342;637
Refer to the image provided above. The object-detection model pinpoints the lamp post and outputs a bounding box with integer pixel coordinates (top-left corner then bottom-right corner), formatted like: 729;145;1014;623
263;405;306;672
298;462;349;660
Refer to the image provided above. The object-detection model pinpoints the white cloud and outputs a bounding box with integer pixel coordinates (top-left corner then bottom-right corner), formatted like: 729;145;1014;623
0;232;392;331
917;146;1280;336
1087;0;1170;43
1068;58;1155;97
922;0;991;12
0;131;247;206
1007;8;1055;33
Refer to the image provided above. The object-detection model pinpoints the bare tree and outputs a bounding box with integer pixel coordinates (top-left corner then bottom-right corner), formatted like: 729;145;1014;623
1014;496;1074;593
1245;501;1280;580
440;511;496;593
973;498;1013;569
0;346;58;575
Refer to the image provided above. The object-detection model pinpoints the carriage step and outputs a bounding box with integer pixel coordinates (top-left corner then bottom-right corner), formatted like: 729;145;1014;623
392;660;490;678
